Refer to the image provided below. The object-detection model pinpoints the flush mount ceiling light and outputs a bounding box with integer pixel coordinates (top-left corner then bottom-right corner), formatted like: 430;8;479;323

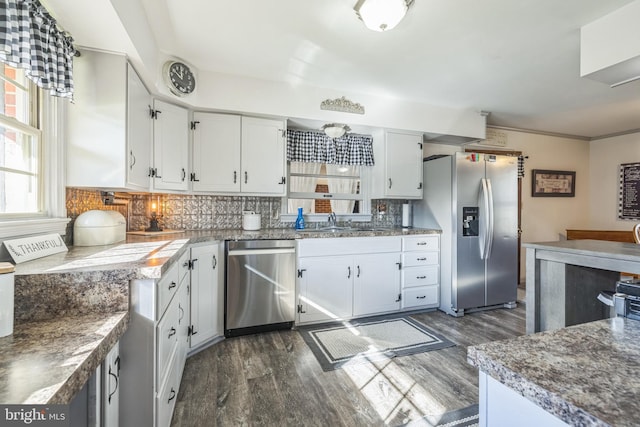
354;0;414;32
322;123;351;138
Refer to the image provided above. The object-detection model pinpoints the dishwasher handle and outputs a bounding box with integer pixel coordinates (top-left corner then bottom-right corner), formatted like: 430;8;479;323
227;248;295;256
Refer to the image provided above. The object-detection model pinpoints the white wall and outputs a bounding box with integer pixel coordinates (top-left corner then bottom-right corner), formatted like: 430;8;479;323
589;132;640;230
423;129;591;282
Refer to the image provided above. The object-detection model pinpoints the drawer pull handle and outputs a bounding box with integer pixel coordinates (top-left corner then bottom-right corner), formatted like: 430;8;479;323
168;281;177;290
416;242;427;246
416;295;427;299
417;257;427;261
168;327;176;339
168;388;176;403
417;276;427;279
347;266;351;279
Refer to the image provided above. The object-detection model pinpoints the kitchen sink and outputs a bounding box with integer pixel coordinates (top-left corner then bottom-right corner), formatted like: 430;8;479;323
296;226;393;233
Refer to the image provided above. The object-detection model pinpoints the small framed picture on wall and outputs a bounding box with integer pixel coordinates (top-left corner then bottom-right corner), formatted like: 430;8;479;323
531;169;576;197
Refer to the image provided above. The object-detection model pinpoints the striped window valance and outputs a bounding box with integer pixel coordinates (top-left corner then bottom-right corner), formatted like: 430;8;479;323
0;0;76;98
286;129;375;166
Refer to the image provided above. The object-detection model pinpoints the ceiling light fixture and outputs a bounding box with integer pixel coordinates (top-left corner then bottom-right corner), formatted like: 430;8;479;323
354;0;414;32
322;123;351;138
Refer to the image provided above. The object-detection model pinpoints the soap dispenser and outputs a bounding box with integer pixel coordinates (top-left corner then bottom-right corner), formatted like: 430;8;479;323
295;207;305;230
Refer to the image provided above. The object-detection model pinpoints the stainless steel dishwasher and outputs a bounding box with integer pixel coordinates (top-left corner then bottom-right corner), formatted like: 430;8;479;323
225;240;296;337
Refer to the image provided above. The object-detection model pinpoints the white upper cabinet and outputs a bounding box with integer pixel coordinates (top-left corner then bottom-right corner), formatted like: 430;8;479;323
190;113;286;195
191;112;241;192
370;130;423;199
241;116;287;195
67;50;151;190
151;100;189;191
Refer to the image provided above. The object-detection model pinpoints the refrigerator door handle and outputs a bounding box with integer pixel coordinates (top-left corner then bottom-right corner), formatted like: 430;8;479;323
486;178;495;259
478;178;491;260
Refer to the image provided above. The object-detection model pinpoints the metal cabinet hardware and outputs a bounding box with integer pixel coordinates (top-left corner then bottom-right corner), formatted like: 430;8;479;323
417;275;426;279
297;304;306;313
168;388;176;403
181;168;186;181
190;120;200;130
347;266;351;279
108;364;119;404
233;171;237;183
190;172;199;182
417;257;427;261
395;293;402;302
130;150;136;169
416;242;427;246
244;171;248;184
388;178;393;189
168;281;177;290
396;262;402;270
212;255;217;269
278;176;286;185
416;295;426;299
357;265;361;278
418;182;423;189
168;327;176;339
297;269;306;278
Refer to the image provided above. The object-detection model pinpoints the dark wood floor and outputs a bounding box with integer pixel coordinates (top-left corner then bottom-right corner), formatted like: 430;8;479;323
171;305;525;427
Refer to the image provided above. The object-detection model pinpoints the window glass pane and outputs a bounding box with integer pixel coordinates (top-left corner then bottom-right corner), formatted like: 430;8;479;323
0;128;38;174
0;65;30;125
288;162;362;215
0;170;38;213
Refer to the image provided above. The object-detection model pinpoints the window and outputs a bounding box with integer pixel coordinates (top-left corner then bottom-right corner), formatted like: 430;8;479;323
287;161;366;215
0;64;41;216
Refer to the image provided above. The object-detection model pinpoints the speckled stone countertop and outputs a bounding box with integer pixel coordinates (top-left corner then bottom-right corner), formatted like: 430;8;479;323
0;311;128;404
4;226;437;405
468;317;640;426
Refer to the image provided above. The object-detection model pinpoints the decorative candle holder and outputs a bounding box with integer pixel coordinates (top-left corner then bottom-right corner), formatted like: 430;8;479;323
145;194;163;232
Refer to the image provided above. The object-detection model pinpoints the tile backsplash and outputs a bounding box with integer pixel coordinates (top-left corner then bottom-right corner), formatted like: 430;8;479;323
66;188;404;242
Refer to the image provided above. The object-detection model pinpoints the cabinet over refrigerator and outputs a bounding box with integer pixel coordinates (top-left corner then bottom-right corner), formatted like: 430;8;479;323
413;152;518;316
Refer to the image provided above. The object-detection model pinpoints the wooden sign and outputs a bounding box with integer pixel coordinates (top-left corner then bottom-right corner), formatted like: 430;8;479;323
3;233;68;264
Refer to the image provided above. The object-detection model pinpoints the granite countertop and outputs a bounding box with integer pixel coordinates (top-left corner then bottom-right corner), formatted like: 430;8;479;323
468;317;640;426
524;239;640;262
0;311;129;404
15;227;440;279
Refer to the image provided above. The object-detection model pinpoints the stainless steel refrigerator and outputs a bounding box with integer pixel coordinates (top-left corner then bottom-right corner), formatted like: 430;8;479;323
413;152;518;316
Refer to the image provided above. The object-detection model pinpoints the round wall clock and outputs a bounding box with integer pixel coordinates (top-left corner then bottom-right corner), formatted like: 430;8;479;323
163;61;196;96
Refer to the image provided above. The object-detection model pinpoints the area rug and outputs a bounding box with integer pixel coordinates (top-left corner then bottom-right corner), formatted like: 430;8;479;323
298;313;455;371
404;404;479;427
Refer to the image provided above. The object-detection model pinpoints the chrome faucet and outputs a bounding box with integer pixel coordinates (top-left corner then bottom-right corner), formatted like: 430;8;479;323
328;212;337;227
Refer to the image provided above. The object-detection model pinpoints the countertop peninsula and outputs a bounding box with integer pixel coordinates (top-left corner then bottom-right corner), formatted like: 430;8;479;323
468;316;640;426
3;226;439;405
524;239;640;334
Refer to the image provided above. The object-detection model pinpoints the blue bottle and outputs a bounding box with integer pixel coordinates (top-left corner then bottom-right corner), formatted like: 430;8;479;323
295;207;305;230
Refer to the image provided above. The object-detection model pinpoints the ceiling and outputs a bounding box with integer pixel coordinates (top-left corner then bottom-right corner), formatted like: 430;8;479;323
49;0;640;139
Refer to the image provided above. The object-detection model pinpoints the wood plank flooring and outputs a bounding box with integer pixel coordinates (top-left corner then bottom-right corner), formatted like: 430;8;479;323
171;304;525;427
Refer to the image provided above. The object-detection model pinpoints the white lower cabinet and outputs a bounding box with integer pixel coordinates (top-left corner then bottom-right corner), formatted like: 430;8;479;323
297;237;402;324
352;253;401;317
189;242;224;349
119;249;190;427
102;342;120;427
401;235;440;310
297;255;353;324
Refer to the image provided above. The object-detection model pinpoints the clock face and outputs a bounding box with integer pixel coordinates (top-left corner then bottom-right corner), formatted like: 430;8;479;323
166;61;195;96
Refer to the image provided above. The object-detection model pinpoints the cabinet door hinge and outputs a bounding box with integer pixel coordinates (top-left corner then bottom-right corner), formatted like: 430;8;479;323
188;325;197;336
396;262;402;270
190;172;200;182
190;120;200;130
297;269;306;278
417;182;423;190
418;142;423;150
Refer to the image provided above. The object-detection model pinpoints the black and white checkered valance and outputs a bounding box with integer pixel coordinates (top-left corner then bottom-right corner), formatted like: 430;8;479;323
287;129;375;166
0;0;76;98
